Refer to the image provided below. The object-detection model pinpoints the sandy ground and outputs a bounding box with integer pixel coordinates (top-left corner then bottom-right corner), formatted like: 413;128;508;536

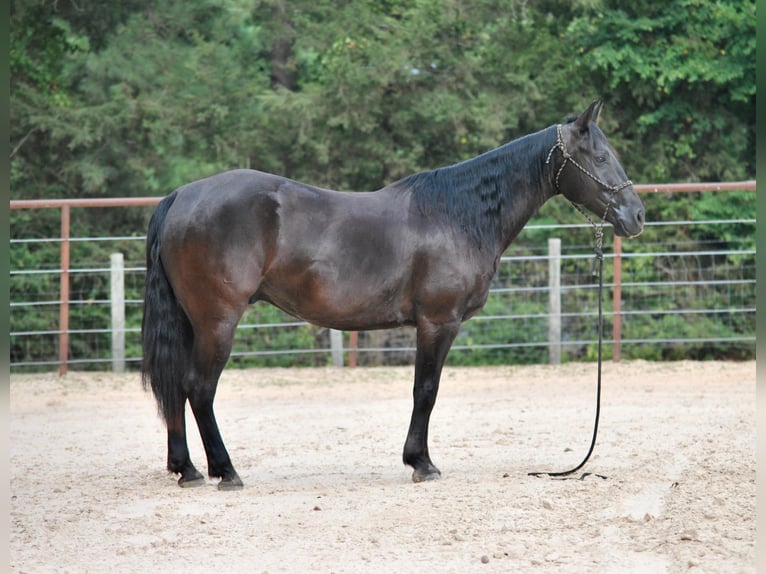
10;360;755;573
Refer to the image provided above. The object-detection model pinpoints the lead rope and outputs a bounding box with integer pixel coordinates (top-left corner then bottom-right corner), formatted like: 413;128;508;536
528;232;605;479
529;124;629;480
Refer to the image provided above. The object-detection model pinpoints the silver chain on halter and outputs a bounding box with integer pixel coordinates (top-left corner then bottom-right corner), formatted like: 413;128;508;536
545;124;633;265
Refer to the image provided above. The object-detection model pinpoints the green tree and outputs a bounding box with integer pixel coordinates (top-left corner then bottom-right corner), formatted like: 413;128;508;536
567;0;755;182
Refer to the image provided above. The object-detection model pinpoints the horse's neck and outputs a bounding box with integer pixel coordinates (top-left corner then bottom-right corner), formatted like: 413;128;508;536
499;185;556;253
398;125;559;254
487;128;559;253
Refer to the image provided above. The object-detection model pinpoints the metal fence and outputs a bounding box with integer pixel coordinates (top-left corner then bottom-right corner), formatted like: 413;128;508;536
10;182;756;373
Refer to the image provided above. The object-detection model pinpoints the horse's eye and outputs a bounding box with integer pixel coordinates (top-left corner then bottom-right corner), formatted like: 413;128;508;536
595;154;608;164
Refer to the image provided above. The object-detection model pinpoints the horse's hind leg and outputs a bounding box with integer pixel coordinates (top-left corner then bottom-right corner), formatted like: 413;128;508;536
187;321;243;490
167;407;206;487
155;338;204;487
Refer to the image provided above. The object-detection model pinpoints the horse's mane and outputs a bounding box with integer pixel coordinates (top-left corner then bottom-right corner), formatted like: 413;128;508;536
397;126;556;249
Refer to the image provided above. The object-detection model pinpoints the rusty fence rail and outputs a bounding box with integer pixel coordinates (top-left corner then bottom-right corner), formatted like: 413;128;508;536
10;181;756;374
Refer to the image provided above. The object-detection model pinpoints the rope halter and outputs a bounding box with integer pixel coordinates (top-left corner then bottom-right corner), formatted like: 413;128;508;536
545;124;633;265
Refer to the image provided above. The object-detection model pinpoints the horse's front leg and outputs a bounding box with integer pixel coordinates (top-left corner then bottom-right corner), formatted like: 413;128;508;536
403;320;460;482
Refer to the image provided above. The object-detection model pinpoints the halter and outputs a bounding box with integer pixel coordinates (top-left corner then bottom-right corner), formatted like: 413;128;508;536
545;124;633;261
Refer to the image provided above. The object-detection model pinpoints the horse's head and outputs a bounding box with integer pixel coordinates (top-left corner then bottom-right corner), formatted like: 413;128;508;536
552;100;645;238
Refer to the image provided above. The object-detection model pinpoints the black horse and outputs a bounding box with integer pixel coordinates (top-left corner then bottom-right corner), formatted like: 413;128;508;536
141;100;644;490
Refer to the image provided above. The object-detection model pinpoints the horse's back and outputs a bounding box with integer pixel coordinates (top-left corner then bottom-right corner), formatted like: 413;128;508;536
170;169;286;219
163;169;326;250
166;168;388;227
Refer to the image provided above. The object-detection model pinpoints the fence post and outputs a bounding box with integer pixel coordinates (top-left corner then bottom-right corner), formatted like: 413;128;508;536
58;206;70;376
330;329;344;367
612;236;623;362
348;331;358;368
548;238;561;364
110;253;126;373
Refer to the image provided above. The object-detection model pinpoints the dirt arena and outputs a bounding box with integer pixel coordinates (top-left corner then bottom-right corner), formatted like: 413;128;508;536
10;360;755;573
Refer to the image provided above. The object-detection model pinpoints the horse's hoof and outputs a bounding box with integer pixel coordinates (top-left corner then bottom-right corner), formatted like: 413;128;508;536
178;474;206;488
217;475;244;491
412;467;442;483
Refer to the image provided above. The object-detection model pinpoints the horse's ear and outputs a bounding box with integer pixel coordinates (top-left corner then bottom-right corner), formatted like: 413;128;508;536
574;99;604;132
592;99;604;124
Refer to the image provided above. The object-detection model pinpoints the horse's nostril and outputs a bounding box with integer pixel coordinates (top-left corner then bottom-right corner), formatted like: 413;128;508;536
637;210;645;225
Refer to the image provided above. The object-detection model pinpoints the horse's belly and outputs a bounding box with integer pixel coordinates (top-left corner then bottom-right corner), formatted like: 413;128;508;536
257;270;414;331
263;297;413;331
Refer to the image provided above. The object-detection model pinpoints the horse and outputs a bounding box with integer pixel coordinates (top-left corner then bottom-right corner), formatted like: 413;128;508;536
141;100;644;490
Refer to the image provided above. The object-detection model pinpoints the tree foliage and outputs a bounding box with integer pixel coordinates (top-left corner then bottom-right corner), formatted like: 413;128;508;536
11;0;754;198
568;0;755;182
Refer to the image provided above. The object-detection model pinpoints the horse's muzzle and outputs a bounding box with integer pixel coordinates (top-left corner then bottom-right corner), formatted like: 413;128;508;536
611;204;645;238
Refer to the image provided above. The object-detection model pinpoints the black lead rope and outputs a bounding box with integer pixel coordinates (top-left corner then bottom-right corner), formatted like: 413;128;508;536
528;227;608;481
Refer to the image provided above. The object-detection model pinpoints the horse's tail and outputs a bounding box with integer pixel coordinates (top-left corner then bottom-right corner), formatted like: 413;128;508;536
141;190;191;424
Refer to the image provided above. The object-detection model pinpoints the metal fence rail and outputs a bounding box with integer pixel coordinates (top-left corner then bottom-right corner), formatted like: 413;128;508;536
10;182;756;372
